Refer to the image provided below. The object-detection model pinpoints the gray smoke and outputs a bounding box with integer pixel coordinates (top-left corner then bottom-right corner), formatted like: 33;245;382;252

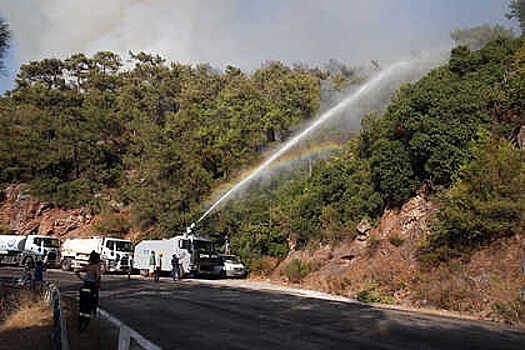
0;0;506;71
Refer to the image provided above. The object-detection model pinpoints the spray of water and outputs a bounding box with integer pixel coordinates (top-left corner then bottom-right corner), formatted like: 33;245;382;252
196;59;415;224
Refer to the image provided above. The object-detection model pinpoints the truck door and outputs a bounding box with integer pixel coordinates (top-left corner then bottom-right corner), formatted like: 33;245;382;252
178;239;192;274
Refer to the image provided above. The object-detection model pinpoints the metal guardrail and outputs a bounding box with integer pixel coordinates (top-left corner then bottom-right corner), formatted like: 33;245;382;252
43;281;70;350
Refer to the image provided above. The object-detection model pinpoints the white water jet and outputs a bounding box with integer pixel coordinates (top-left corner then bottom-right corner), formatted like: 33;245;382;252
196;58;424;224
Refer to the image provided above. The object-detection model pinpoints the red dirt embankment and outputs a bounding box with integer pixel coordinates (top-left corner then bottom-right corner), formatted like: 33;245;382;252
270;191;524;326
0;184;139;242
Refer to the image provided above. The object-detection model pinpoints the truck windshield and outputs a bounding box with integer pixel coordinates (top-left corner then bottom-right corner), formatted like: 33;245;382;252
194;240;214;254
115;241;132;252
34;238;59;248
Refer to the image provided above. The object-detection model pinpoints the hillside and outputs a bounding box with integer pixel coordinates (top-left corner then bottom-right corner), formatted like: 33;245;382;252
0;35;523;325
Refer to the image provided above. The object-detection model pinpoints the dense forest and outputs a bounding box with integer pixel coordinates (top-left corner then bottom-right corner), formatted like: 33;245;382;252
0;26;522;270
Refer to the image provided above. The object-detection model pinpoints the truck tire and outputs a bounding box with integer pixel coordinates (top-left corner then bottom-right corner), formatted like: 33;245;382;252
61;258;72;271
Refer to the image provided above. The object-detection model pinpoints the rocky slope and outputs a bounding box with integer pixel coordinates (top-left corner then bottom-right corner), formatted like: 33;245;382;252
0;184;137;241
271;190;524;326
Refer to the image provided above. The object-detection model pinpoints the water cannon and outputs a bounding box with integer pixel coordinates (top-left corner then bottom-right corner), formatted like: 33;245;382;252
184;223;196;237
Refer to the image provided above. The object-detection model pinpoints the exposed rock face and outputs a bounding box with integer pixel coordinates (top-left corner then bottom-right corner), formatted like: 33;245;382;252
0;184;96;239
356;217;372;241
370;192;434;241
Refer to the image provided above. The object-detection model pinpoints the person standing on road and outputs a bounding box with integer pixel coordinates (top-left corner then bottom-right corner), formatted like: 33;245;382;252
32;259;44;290
155;252;163;282
149;250;156;280
171;253;180;281
75;250;102;332
225;238;231;255
128;252;134;280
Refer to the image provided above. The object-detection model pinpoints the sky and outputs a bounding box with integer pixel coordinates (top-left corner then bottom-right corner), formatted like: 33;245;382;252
0;0;515;92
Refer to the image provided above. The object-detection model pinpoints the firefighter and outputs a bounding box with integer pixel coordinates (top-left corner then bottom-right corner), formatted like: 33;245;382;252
171;253;180;281
155;252;163;282
149;250;156;280
75;250;102;332
128;252;134;280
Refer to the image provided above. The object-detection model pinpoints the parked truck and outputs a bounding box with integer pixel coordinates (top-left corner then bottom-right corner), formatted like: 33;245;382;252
134;233;222;278
60;236;132;273
0;234;60;267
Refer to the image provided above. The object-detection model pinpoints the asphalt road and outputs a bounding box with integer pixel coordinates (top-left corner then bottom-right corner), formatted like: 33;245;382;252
1;266;524;350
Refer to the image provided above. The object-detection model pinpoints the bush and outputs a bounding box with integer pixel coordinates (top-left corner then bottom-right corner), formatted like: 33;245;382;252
249;256;276;277
426;134;522;258
491;300;524;325
356;290;396;304
0;225;8;235
283;258;312;282
93;212;131;237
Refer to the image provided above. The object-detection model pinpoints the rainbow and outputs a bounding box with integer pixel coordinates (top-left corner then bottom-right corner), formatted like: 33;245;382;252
205;141;342;205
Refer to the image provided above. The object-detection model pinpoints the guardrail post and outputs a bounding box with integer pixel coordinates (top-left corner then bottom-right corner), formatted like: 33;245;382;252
118;326;131;350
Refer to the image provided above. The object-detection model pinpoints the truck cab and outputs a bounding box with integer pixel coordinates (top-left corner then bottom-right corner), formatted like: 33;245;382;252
178;235;221;276
25;235;60;267
101;238;132;272
60;236;132;273
0;234;59;267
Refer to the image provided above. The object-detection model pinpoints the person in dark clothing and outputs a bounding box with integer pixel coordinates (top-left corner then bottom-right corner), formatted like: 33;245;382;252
76;250;102;332
32;259;44;290
171;254;181;281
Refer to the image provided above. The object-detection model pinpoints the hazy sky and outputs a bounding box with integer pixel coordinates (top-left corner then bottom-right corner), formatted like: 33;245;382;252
0;0;514;92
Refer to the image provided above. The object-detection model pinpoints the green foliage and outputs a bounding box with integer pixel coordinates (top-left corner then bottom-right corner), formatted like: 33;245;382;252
0;225;8;235
0;37;522;269
450;24;515;50
249;256;276;277
356;290;396;304
427;133;522;257
505;0;524;34
283;258;312;282
93;211;131;237
491;300;525;324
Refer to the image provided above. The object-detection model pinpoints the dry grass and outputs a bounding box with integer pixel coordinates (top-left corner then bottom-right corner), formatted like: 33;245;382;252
0;287;119;350
0;288;53;350
279;229;524;327
63;298;118;350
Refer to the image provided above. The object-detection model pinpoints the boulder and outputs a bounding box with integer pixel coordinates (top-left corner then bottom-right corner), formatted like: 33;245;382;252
356;217;372;235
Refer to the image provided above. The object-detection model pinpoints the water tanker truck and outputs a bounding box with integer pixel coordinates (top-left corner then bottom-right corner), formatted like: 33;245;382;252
0;235;60;267
60;236;132;273
134;225;221;277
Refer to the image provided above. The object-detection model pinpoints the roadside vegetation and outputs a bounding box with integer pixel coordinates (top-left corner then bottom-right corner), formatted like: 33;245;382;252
0;286;53;350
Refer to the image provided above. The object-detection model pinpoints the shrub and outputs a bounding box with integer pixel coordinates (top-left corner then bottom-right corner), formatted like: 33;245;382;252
93;212;131;237
491;300;524;325
249;256;276;277
356;290;396;304
426;134;522;259
283;258;311;282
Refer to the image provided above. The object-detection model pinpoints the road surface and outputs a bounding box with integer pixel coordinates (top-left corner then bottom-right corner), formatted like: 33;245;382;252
1;267;524;350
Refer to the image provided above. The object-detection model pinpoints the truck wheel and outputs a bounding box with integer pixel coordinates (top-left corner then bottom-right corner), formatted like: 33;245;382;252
61;258;72;271
140;269;149;277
